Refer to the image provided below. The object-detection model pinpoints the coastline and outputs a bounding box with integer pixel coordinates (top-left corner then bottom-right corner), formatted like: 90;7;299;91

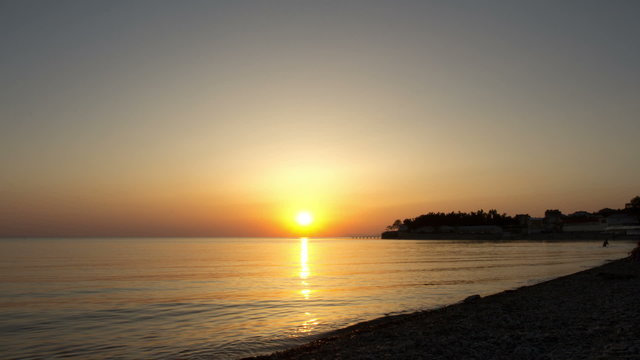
381;231;639;241
243;256;640;359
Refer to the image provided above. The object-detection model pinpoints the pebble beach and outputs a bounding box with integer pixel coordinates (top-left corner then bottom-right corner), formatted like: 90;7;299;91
245;256;640;360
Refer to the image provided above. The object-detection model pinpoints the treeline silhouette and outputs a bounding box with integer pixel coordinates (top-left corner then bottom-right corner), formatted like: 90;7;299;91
386;196;640;232
390;209;518;231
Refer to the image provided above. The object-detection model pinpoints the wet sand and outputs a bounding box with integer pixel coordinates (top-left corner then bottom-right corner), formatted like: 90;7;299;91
244;257;640;360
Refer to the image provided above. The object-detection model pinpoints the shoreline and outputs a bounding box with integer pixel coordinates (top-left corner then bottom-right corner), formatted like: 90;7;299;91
243;256;640;359
381;231;639;241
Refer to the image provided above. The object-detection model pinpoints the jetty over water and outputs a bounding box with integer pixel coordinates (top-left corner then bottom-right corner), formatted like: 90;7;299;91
349;234;380;239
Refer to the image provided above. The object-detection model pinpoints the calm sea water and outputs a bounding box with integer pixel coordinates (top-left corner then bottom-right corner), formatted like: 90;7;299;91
0;237;633;359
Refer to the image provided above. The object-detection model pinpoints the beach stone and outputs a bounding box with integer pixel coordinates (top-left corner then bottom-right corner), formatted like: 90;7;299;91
513;344;540;359
463;294;481;303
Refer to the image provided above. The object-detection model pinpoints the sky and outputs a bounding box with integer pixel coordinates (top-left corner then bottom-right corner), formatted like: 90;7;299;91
1;0;639;237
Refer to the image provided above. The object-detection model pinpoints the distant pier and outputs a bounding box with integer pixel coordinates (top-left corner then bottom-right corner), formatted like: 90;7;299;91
350;234;380;239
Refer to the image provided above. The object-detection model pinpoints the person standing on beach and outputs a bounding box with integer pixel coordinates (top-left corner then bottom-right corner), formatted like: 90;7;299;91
629;241;640;262
602;239;609;247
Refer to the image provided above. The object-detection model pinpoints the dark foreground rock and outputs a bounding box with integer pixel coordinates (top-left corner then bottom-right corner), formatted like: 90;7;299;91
243;258;640;360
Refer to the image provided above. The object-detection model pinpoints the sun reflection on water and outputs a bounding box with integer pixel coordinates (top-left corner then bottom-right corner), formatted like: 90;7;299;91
300;237;309;280
297;237;319;333
299;237;311;299
296;317;319;334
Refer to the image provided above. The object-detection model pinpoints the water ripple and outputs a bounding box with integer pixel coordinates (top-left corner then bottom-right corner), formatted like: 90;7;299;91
0;238;633;359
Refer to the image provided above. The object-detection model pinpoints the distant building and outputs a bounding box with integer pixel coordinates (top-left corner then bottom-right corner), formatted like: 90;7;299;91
563;216;607;232
457;226;502;234
568;211;592;218
606;213;639;226
515;214;531;226
528;218;544;234
438;226;455;233
414;226;435;233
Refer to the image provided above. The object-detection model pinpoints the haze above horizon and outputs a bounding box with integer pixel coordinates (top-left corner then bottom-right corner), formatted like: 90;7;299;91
1;1;639;237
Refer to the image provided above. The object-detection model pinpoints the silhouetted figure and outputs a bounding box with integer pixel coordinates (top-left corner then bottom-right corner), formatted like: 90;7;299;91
630;241;640;262
602;239;609;247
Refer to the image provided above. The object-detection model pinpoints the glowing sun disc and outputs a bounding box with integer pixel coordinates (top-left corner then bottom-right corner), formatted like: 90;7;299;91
296;211;313;226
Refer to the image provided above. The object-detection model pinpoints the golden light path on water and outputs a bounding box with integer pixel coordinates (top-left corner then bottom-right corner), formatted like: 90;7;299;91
297;237;318;333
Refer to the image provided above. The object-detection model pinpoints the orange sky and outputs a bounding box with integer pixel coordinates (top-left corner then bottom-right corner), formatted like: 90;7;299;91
1;2;639;237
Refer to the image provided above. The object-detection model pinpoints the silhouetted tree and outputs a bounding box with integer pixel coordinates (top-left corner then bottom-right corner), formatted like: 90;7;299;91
386;219;403;231
543;209;564;233
399;209;517;230
596;208;619;217
625;196;640;218
544;209;563;218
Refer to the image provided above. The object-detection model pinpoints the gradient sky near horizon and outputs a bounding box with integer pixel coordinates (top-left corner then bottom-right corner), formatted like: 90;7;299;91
2;0;639;237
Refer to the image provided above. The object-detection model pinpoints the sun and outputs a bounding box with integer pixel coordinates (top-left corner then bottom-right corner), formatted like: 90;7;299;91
295;211;314;227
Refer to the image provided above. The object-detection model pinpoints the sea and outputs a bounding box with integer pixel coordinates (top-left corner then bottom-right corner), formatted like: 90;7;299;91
0;237;634;359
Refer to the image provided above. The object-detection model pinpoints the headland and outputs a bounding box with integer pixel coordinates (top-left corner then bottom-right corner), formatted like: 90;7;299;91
381;197;640;241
